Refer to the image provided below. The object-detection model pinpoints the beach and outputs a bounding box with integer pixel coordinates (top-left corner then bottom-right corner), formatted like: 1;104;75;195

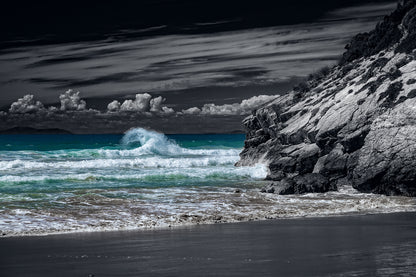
1;1;415;276
2;131;416;237
1;212;416;276
1;131;416;276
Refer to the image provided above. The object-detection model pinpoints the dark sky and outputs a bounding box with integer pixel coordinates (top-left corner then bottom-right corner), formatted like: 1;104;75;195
0;0;396;47
0;0;398;133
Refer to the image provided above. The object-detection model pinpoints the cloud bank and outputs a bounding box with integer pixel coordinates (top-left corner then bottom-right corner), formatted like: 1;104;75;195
6;90;176;116
6;90;276;117
0;1;396;109
107;93;174;114
8;90;91;114
3;91;281;134
181;94;277;115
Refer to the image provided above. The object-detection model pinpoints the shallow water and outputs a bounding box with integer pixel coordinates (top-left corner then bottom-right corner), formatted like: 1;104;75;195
3;213;416;277
0;128;415;236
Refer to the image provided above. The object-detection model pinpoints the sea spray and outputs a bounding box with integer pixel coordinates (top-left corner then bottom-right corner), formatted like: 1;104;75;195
121;128;185;155
0;128;415;237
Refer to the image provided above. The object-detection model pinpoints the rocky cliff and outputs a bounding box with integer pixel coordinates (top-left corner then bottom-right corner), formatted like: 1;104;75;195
237;0;416;196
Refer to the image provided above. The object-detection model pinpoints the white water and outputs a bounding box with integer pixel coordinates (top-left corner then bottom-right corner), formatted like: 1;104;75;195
0;128;415;237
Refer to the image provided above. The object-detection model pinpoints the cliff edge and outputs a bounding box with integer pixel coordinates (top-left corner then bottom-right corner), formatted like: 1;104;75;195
237;0;416;196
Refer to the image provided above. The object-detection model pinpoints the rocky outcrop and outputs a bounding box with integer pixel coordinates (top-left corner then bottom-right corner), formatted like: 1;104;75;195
351;99;416;196
341;0;416;64
261;173;335;195
237;0;416;196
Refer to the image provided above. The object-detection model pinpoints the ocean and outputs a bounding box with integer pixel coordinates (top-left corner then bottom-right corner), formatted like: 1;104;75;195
0;128;415;236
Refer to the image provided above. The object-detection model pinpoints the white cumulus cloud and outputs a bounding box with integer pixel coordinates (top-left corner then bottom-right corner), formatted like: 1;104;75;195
48;106;59;112
107;100;121;112
120;93;152;112
59;89;87;111
161;106;175;114
182;94;277;116
150;96;164;112
9;94;45;114
107;93;174;114
182;107;201;115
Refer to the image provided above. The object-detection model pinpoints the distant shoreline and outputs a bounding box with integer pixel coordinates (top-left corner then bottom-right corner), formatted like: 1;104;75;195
0;127;245;135
2;211;415;239
0;127;73;135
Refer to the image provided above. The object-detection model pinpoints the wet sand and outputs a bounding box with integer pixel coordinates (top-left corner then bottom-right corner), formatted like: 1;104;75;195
1;212;416;277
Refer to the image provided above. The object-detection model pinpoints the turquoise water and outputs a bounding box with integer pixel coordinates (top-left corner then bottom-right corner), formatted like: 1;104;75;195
0;129;269;235
0;133;246;151
1;128;415;236
0;131;260;193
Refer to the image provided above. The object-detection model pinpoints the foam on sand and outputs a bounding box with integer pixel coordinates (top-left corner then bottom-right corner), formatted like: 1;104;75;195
1;128;415;237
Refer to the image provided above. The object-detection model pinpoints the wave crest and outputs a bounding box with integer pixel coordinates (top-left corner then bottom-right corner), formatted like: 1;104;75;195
121;128;185;156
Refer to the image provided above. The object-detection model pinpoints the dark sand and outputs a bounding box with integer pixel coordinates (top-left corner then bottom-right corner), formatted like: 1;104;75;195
1;212;416;277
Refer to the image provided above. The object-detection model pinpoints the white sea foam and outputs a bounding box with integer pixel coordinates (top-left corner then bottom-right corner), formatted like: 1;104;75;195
0;128;240;161
0;163;268;183
0;155;240;171
95;147;240;158
1;187;415;237
116;128;241;157
1;128;415;237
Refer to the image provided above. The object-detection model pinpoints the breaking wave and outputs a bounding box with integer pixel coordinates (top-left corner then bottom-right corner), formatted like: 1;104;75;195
1;128;415;237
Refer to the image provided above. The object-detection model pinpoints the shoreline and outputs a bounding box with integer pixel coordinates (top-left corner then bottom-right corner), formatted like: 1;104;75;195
2;210;416;238
1;212;416;276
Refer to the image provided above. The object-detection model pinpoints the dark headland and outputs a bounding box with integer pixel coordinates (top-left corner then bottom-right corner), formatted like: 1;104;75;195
237;0;416;197
0;127;72;134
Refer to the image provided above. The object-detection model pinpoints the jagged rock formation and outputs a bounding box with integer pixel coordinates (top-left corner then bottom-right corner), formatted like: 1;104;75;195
237;0;416;196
